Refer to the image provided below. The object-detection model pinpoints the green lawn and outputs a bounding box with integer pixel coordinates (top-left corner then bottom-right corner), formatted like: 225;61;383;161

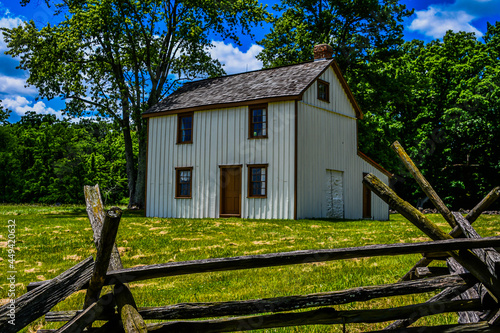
1;204;499;332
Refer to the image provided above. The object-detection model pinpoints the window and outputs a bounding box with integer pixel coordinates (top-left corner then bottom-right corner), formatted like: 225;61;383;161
177;113;193;144
317;79;329;102
249;105;268;138
175;167;193;198
248;164;267;198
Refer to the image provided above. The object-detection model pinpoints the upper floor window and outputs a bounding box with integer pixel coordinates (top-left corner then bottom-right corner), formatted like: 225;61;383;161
248;164;268;198
177;113;193;144
175;167;193;198
317;79;330;102
249;105;268;139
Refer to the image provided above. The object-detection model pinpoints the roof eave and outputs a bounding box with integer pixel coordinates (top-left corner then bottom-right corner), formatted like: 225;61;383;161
330;61;363;120
358;150;393;179
142;95;300;118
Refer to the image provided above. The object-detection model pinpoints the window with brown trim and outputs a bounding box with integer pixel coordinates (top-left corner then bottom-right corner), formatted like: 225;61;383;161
175;167;193;198
317;79;330;102
249;105;268;139
248;164;267;198
177;113;193;144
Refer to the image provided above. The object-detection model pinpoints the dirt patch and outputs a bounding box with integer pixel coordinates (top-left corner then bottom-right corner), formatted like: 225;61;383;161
64;254;83;261
410;237;428;242
172;237;202;241
244;249;268;255
182;245;222;252
130;254;149;260
252;240;276;245
118;247;132;255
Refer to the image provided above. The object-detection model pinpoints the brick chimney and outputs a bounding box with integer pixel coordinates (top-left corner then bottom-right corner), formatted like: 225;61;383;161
314;44;333;61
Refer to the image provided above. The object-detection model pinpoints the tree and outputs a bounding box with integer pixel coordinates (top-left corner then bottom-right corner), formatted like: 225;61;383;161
3;0;269;207
0;111;131;204
257;0;412;76
0;101;11;125
364;30;500;209
257;0;413;181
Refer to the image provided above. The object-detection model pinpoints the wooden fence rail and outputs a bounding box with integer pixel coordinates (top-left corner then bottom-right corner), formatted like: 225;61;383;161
44;273;475;322
0;257;94;333
13;141;500;332
27;237;500;291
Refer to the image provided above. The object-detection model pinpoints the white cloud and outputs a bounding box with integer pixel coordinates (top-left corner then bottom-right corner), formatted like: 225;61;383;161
407;0;500;39
208;41;263;75
0;74;37;96
409;6;482;39
0;15;23;52
2;95;64;119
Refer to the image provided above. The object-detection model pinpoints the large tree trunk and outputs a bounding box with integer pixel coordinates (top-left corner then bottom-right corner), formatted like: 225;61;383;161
132;118;147;209
122;117;137;208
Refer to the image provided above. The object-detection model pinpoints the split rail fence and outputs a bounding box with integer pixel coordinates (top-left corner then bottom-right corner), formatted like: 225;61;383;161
1;141;500;332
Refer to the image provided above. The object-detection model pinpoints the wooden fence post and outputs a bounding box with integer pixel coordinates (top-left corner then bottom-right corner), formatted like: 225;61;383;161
398;186;500;283
391;141;458;229
55;293;115;333
84;185;147;333
363;173;500;302
84;208;122;309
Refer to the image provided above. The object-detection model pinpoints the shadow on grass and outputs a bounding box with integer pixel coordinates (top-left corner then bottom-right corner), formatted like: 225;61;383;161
303;218;391;224
45;208;144;219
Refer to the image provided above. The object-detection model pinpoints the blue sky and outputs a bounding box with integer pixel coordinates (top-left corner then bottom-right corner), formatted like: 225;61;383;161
1;0;499;123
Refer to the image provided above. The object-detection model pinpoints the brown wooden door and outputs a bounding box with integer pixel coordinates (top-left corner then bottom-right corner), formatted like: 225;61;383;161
362;173;372;219
220;167;242;217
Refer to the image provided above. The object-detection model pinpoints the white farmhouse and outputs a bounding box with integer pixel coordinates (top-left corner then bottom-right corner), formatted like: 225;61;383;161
143;44;392;220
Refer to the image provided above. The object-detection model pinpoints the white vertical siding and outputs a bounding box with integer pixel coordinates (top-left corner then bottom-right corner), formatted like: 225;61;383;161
302;67;355;118
146;101;295;219
297;66;389;220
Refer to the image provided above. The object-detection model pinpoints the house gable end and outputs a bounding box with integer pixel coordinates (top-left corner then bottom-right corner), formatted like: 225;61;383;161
300;63;362;119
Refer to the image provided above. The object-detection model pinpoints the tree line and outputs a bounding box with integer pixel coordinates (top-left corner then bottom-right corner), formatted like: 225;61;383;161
0;111;130;204
2;0;499;210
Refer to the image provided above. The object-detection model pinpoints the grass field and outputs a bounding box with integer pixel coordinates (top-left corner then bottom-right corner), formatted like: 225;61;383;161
1;204;499;332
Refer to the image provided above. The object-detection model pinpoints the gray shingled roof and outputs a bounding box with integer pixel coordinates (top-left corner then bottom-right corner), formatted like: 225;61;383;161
144;59;334;115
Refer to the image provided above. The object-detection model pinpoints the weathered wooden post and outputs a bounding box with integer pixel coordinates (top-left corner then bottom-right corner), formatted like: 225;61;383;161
84;207;122;308
373;141;500;329
84;185;148;333
51;207;123;333
391;141;458;229
362;173;500;302
54;293;115;333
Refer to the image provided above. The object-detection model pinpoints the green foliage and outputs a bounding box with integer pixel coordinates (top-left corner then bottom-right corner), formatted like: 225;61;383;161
3;0;270;207
359;30;500;209
0;101;12;125
259;1;500;209
0;113;129;204
257;0;412;75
